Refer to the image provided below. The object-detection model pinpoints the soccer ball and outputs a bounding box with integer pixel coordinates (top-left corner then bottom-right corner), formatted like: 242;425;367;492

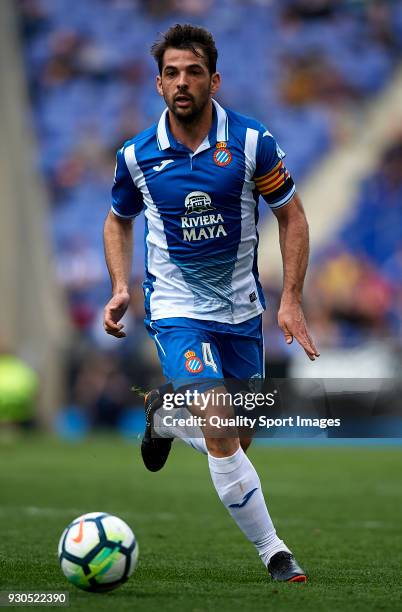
58;512;138;592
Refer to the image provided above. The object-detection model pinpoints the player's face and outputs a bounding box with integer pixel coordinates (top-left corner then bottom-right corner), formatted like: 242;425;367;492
156;48;221;124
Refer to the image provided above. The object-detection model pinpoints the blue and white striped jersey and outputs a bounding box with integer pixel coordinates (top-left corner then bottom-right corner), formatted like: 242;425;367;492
111;100;295;324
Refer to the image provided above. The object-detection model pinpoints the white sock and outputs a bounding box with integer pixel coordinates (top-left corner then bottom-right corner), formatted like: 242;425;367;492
183;436;208;455
208;446;290;566
153;407;207;455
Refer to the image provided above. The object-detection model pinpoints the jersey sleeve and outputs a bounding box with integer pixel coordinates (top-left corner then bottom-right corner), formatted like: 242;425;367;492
111;146;144;219
253;128;296;209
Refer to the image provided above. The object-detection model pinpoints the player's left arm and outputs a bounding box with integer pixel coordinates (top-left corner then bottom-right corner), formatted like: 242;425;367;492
253;127;319;360
272;194;320;361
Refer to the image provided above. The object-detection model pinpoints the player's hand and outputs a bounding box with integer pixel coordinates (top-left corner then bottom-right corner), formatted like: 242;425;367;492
278;300;320;361
103;291;130;338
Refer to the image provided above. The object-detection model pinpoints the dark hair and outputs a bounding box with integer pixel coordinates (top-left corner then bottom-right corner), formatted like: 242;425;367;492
151;24;218;75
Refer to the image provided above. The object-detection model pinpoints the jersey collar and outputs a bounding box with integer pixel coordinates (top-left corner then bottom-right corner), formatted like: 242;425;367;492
156;98;228;151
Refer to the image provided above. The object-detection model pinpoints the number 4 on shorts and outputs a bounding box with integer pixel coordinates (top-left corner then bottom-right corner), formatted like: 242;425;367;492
201;342;218;373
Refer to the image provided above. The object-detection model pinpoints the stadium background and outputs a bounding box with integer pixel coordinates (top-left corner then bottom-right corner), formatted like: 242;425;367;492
1;1;402;609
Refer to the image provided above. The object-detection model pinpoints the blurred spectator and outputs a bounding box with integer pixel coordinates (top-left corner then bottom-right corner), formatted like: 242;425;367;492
143;0;177;18
281;53;357;107
41;30;83;87
56;237;105;291
18;0;49;40
172;0;213;16
339;135;402;265
309;253;392;345
382;246;402;338
367;0;402;57
381;136;402;189
70;352;132;428
282;0;337;22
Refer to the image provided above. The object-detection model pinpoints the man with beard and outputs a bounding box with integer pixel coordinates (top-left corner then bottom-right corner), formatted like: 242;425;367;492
103;24;319;582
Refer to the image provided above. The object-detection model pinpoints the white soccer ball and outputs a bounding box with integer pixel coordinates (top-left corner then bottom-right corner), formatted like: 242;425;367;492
58;512;138;592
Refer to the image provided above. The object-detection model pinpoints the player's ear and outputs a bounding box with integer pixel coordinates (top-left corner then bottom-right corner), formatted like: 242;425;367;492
210;72;221;95
156;75;164;97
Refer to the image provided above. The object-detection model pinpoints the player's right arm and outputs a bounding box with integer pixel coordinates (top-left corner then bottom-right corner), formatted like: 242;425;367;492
103;211;133;338
103;145;144;338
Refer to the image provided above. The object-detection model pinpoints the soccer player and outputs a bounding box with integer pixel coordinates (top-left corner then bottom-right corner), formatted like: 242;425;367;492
103;24;319;582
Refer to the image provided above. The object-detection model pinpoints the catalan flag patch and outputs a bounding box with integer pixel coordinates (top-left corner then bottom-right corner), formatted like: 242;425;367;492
254;160;289;195
253;160;295;208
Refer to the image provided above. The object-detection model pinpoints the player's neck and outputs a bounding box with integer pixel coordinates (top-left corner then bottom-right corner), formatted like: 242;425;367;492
168;102;213;153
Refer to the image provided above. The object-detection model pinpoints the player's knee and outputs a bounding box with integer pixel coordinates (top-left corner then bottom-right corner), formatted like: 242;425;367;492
205;436;240;457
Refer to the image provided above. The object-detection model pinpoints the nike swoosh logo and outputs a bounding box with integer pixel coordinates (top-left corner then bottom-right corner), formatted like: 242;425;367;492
228;487;258;509
153;159;174;172
72;519;84;543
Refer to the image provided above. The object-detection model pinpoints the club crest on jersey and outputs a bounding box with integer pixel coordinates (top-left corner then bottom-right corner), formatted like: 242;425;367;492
185;191;215;215
184;350;204;374
213;142;232;167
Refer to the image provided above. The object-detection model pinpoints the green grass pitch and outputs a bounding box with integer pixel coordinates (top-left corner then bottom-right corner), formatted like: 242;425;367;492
1;435;402;611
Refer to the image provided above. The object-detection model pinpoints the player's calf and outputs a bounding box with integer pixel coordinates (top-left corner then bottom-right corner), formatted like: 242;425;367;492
204;435;240;458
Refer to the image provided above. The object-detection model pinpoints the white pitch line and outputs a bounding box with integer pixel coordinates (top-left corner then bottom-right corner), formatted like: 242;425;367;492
0;506;176;522
0;507;395;530
275;517;393;530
